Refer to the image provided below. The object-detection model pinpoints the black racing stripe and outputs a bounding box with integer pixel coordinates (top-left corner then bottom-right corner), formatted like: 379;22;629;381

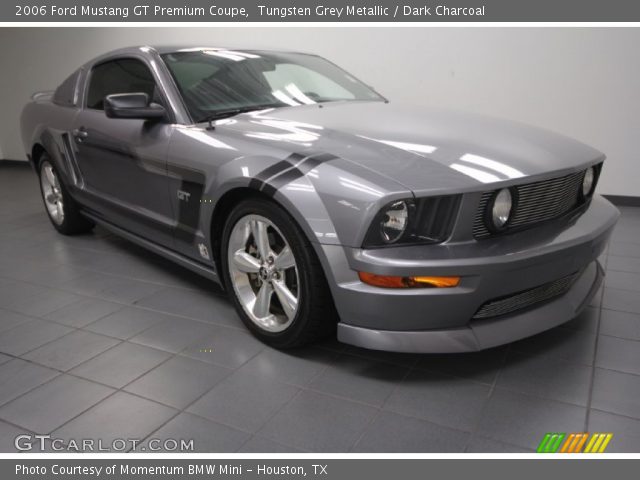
297;153;339;175
259;152;340;196
284;151;307;163
306;152;339;164
257;152;306;181
261;183;278;197
248;160;290;191
249;153;307;192
248;178;263;191
264;167;306;192
255;159;294;182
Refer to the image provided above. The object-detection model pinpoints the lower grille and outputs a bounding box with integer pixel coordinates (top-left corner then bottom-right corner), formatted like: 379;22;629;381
473;165;601;239
473;272;578;320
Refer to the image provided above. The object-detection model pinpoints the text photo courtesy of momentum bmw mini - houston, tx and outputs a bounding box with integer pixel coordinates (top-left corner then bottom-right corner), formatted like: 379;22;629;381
1;1;640;475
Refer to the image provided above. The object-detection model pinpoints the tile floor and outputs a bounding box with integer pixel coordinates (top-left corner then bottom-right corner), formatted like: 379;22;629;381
1;163;639;452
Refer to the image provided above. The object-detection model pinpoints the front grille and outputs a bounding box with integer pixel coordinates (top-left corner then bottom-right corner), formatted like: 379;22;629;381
473;165;600;239
473;272;578;320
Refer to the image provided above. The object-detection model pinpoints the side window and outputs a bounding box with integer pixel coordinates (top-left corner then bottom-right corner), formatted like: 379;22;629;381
87;58;159;110
53;69;82;107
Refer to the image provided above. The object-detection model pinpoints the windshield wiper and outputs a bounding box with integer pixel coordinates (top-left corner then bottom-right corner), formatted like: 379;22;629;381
198;104;285;129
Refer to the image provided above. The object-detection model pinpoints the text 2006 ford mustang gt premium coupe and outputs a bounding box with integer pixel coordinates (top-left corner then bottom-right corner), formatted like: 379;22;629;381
21;46;619;352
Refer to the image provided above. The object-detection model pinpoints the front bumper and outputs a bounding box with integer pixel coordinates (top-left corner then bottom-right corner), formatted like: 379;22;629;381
321;195;619;353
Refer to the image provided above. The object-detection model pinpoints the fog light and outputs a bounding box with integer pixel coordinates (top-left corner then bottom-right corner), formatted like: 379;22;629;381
358;271;460;288
582;167;595;197
490;188;513;230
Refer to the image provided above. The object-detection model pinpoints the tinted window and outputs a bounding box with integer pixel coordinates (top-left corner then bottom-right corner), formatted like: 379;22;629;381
87;58;157;110
162;50;383;122
53;69;82;107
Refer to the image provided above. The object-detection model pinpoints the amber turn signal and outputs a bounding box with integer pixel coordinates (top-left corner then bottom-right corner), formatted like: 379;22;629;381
358;272;460;288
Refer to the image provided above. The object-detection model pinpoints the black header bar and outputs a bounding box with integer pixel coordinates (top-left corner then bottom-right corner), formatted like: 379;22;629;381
3;0;640;22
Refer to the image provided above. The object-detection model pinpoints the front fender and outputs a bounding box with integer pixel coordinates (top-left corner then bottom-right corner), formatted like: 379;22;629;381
207;152;412;249
205;155;340;250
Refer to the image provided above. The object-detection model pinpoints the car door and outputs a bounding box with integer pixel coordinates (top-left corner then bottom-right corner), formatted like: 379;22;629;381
71;56;174;248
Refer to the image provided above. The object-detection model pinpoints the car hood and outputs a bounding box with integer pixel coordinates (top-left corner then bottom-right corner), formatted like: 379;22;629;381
220;101;604;195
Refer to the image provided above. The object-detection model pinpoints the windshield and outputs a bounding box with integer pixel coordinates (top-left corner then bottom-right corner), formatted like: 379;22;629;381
161;49;384;122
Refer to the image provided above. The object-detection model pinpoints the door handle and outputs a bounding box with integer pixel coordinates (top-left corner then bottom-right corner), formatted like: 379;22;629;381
72;128;88;140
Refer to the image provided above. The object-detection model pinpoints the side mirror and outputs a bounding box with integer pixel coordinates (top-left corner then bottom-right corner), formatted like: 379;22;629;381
104;93;166;121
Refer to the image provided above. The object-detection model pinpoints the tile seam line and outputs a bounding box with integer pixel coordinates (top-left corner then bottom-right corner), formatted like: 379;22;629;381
463;344;511;452
349;363;416;452
585;257;607;431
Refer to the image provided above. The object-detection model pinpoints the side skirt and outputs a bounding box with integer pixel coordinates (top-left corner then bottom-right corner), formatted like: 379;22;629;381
81;210;221;285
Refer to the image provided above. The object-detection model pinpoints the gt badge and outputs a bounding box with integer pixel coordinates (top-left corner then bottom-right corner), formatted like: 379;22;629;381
177;189;191;201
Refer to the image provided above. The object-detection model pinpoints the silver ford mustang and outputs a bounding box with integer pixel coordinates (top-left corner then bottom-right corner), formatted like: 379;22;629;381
20;46;619;353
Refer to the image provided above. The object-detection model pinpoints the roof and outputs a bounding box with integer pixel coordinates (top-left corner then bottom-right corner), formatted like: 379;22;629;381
107;45;300;55
79;45;310;69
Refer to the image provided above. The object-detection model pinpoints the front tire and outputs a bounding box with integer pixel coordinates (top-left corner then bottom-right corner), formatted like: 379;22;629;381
38;155;94;235
221;198;337;348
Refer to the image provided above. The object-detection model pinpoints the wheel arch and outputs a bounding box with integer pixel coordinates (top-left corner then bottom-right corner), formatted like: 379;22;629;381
31;143;47;169
209;186;336;292
30;134;64;175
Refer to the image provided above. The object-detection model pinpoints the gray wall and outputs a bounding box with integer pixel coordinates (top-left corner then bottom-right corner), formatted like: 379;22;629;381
0;27;638;196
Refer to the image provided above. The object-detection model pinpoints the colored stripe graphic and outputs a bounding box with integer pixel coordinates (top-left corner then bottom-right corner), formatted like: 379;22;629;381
573;433;589;453
538;433;613;453
537;433;565;453
597;433;613;453
584;433;613;453
584;434;599;453
559;433;575;453
565;433;588;453
536;433;552;453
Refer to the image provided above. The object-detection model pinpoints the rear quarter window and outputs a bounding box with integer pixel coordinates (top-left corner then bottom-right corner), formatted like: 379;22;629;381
53;69;82;107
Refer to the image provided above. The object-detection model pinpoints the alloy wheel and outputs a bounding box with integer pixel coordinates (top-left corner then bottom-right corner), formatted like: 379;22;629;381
40;161;65;225
227;214;300;332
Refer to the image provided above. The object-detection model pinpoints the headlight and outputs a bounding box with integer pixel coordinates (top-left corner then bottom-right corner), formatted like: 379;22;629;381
363;195;461;248
380;201;409;243
582;167;595;197
490;188;513;230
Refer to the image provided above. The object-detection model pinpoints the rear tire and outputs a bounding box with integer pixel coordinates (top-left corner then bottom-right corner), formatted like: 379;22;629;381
37;154;94;235
221;198;337;348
